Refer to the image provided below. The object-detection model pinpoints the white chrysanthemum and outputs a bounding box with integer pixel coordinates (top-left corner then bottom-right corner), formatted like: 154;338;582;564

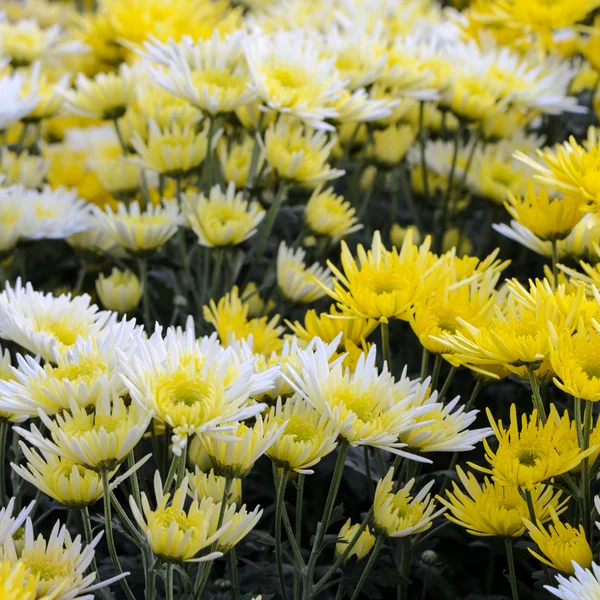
0;68;38;130
493;220;553;257
284;337;434;459
243;30;347;130
331;88;397;124
0;279;115;362
0;320;143;419
399;393;491;453
2;518;127;600
276;241;332;304
92;200;183;254
0;497;35;546
66;219;125;259
145;31;255;116
120;319;279;454
0;149;48;188
20;186;91;241
546;561;600;600
0;185;32;254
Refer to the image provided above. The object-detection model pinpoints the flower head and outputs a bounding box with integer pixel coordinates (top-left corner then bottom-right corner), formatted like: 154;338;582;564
188;467;242;505
335;519;376;562
304;185;362;242
95;268;143;314
546;561;600;600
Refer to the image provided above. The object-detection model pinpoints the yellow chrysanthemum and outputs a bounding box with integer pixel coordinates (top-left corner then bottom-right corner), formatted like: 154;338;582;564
265;397;338;474
188;467;242;505
304;185;362;242
524;509;593;574
0;560;40;600
184;183;265;247
208;501;263;552
203;287;285;355
335;519;376;562
218;135;265;190
504;184;586;241
475;405;596;489
369;124;417;169
95;268;143;314
373;468;444;538
439;466;567;537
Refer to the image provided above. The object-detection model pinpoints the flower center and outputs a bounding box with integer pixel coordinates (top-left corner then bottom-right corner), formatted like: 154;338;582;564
517;448;540;466
284;415;317;443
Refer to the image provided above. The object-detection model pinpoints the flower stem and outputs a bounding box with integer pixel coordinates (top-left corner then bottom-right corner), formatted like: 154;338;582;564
304;442;349;598
242;181;288;287
363;446;375;501
380;320;392;372
420;347;429;381
551;240;559;291
431;354;442;391
230;547;240;599
81;507;100;574
438;366;457;400
504;538;519;600
575;398;593;540
274;466;290;600
113;118;127;153
526;366;547;423
244;113;265;198
210;248;224;300
166;563;174;600
350;536;384;600
294;474;305;600
127;451;142;510
0;419;8;506
396;537;411;600
137;256;151;330
417;101;430;204
101;469;136;600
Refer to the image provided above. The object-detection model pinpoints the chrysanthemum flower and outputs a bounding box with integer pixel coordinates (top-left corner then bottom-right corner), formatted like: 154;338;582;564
549;318;600;402
504;185;586;242
439;466;567;537
263;117;344;185
285;338;433;459
0;280;114;362
243;30;346;130
120;323;277;454
400;395;491;453
369;123;416;169
475;405;596;488
335;519;376;562
15;390;152;472
130;472;229;563
0;497;34;546
0;149;48;188
199;415;285;479
323;230;441;322
95;268;143;314
20;186;90;241
146;31;255;116
208;501;263;552
184;183;265;247
203;287;285;355
373;468;444;538
4;518;127;599
276;242;332;304
546;561;600;600
92;200;182;255
264;397;338;474
304;185;362;242
0;560;39;600
524;509;593;574
0;186;31;255
0;69;39;131
12;443;147;508
130;120;210;177
218;135;266;189
90;153;143;196
188;467;242;505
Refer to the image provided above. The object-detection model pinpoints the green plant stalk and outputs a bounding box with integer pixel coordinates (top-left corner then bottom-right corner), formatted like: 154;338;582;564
166;563;174;600
504;538;519;600
551;240;559;291
230;547;240;599
0;419;8;506
112;118;127;153
526;367;547;423
420;348;429;381
303;441;349;599
431;354;442;391
210;248;225;300
418;101;430;203
380;320;392;371
275;466;290;600
101;469;136;600
397;536;411;600
205;116;217;189
127;451;142;510
294;474;305;600
137;256;151;330
350;536;384;600
242;181;288;287
438;366;457;400
363;447;375;501
244;112;265;198
575;398;593;540
397;162;424;237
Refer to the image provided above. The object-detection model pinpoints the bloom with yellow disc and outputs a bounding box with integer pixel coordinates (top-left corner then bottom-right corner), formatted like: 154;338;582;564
189;467;242;505
439;466;567;537
373;468;444;538
218;135;265;190
129;472;228;563
95;268;143;314
304;185;362;242
208;501;263;553
264;397;338;474
335;519;376;562
92;200;182;255
524;509;593;574
323;230;441;322
184;183;265;247
475;405;596;488
0;560;40;600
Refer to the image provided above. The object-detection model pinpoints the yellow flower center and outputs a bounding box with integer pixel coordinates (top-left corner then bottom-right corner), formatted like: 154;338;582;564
334;387;378;422
158;374;215;408
152;506;198;533
517;448;541;467
52;357;105;383
284;415;317;443
358;270;402;295
20;556;73;582
35;315;81;347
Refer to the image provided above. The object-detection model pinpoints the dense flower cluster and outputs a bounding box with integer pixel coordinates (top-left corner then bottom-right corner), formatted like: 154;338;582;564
1;0;600;599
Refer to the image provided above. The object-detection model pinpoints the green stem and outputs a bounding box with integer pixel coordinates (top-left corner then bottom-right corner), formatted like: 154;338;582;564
163;448;181;495
166;563;174;600
113;118;127;153
418;101;430;204
398;162;424;237
526;367;547;423
210;248;225;300
438;366;457;400
350;536;384;600
551;240;559;291
575;398;593;540
312;506;374;595
176;442;188;487
81;507;100;575
420;348;429;381
294;474;305;600
230;547;240;599
242;181;288;287
397;537;411;600
504;538;519;600
380;320;392;372
0;419;8;507
137;256;151;330
74;263;87;295
363;447;375;500
303;441;349;599
275;467;290;600
101;469;136;600
205;116;217;189
244;113;265;197
127;451;142;510
431;354;442;391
